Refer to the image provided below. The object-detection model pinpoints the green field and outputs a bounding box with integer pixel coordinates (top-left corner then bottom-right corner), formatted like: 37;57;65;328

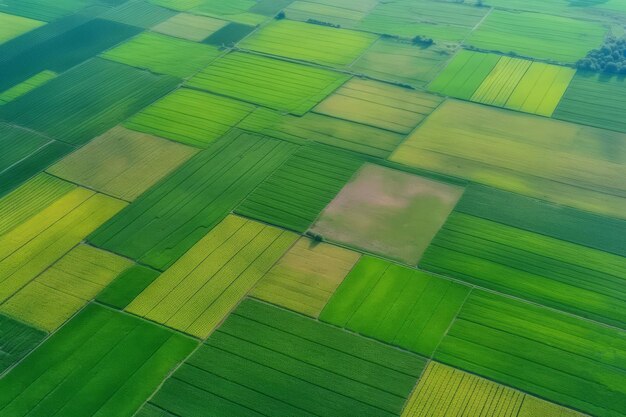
322;256;469;357
436;291;626;417
0;314;44;373
187;52;350;115
48;126;197;201
391;100;626;220
284;0;377;28
0;70;56;104
96;265;161;310
240;19;378;67
100;0;176;28
140;298;426;417
153;12;227;41
0;303;197;417
0;12;44;44
236;143;364;232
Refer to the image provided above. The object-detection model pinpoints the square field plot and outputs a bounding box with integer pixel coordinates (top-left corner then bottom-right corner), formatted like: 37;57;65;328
0;12;44;45
310;164;464;265
390;100;626;220
186;52;350;115
153;13;228;41
465;10;606;63
139;299;426;417
48;126;198;201
0;303;197;417
239;19;377;67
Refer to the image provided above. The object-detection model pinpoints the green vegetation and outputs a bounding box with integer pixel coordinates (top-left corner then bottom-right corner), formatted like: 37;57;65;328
436;291;626;417
96;265;161;310
140;299;425;416
0;12;43;45
101;0;176;28
0;70;56;104
127;215;297;338
314;79;442;133
187;52;349;115
240;19;377;67
311;164;464;265
150;0;266;25
0;0;94;21
251;237;360;317
284;0;377;28
202;22;256;45
153;13;227;41
125;88;255;148
577;37;626;74
89;131;296;270
236;143;364;232
321;256;469;357
0;303;197;417
391;100;626;219
0;314;45;373
48;126;197;201
429;50;501;100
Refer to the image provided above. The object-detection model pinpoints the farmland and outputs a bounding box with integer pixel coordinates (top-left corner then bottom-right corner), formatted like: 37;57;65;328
0;12;44;44
284;0;377;28
0;314;44;373
0;70;56;104
126;215;297;338
152;12;227;41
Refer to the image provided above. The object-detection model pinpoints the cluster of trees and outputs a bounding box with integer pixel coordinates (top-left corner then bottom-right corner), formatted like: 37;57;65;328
578;37;626;74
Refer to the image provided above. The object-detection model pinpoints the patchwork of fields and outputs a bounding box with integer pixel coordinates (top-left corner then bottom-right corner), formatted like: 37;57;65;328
0;1;624;416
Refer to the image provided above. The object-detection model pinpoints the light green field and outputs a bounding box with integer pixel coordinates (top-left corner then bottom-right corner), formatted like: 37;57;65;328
0;12;44;44
125;88;255;148
102;32;221;78
151;0;266;24
284;0;376;28
251;237;360;317
0;71;56;105
48;126;198;201
187;52;350;115
429;50;501;100
240;19;378;67
314;78;442;134
465;10;606;63
473;0;626;22
152;13;228;41
126;215;298;339
0;244;131;331
391;100;626;219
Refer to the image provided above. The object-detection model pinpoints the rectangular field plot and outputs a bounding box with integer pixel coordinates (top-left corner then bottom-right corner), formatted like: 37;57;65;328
154;0;267;25
402;361;586;417
0;0;92;22
321;256;469;357
554;72;626;134
284;0;377;28
0;12;43;45
236;143;364;232
186;52;350;115
48;126;198;201
153;13;228;41
97;265;161;310
0;314;45;373
314;79;442;134
421;211;626;329
390;100;626;219
102;32;221;78
311;164;464;265
0;123;52;172
428;50;500;100
126;215;297;339
125;88;255;148
0;70;56;104
238;107;404;157
435;291;626;417
0;58;179;145
240;19;377;67
89;131;296;270
0;244;132;332
0;186;126;304
357;0;488;42
100;0;177;29
251;237;360;317
202;21;256;45
465;10;606;63
0;303;197;417
351;38;453;88
141;299;426;417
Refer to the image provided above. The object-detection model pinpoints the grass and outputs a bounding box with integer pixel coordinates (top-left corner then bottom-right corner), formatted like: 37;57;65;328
236;143;365;232
186;52;350;115
102;32;222;78
126;215;298;339
0;314;45;374
390;100;626;220
89;131;297;271
421;212;626;329
311;164;464;265
350;37;454;88
96;265;161;310
0;70;56;105
554;71;626;134
238;107;405;158
321;256;469;357
0;187;126;303
125;88;255;148
465;10;606;63
314;78;442;134
152;13;228;41
0;303;197;417
435;290;626;417
0;58;180;145
0;244;132;332
251;237;360;317
0;12;44;44
239;19;378;67
48;126;198;201
141;298;425;416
